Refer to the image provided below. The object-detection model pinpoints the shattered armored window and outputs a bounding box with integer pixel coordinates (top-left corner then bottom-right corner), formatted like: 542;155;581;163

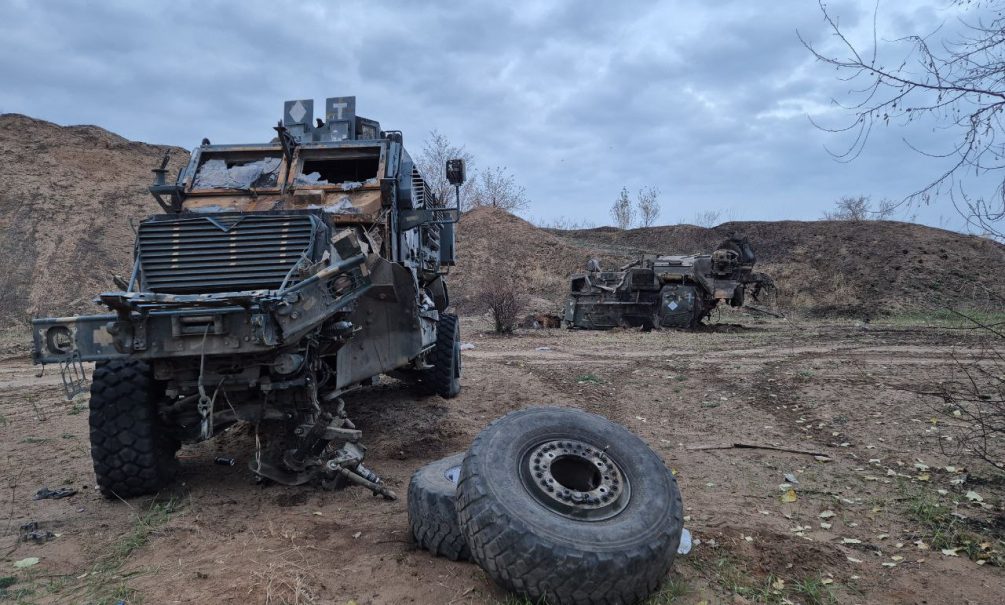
295;147;382;186
192;154;282;190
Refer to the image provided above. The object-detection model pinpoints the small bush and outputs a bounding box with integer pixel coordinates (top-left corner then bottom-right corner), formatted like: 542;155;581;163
474;267;529;334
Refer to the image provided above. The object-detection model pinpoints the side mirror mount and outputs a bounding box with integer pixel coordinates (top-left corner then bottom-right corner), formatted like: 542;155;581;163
446;158;466;186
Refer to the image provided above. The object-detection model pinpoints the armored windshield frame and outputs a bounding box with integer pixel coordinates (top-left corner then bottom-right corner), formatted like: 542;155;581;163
292;142;387;190
183;144;288;194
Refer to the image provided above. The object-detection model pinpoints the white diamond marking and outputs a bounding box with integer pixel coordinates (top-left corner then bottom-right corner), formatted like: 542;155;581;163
289;100;307;123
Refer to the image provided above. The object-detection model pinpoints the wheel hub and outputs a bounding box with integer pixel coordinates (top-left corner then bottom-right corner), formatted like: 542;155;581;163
521;439;630;520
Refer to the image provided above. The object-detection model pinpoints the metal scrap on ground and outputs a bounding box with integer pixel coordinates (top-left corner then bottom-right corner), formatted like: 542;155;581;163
564;236;774;330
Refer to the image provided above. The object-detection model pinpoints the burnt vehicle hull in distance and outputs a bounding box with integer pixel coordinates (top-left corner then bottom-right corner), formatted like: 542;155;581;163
564;237;772;330
32;97;465;499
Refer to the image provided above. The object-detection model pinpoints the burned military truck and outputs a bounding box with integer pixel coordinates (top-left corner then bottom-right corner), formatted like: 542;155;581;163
31;97;463;499
564;237;771;329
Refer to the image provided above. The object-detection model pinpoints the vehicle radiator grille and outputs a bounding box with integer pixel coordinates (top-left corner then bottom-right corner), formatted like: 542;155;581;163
138;214;316;294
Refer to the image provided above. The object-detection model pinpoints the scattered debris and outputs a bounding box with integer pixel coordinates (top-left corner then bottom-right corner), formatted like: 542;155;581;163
32;486;76;500
521;314;562;329
12;558;39;569
214;457;236;466
965;490;983;503
459;342;476;351
687;442;829;457
19;521;55;544
678;528;693;555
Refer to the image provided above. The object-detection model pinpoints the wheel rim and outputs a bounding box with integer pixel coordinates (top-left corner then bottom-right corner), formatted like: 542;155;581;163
520;439;631;520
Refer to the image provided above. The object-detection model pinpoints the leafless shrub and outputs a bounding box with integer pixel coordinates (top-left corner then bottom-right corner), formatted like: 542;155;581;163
474;266;530;334
822;195;897;221
610;187;635;230
469;165;528;212
693;209;722;228
636;186;661;228
534;216;598;230
920;312;1005;470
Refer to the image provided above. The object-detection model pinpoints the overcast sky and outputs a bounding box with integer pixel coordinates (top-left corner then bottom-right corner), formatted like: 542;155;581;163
0;0;989;231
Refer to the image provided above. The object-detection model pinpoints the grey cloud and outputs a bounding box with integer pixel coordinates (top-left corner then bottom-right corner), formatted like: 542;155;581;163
0;0;981;230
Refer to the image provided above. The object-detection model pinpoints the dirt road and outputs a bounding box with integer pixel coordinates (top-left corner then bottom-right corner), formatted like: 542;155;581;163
1;317;1003;604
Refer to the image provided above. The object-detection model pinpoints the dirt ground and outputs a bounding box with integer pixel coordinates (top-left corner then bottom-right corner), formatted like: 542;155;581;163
1;314;1004;605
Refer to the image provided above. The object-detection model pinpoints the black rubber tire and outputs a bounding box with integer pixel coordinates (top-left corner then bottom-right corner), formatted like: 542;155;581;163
407;452;471;561
730;286;745;308
456;407;683;605
89;359;178;499
420;313;461;398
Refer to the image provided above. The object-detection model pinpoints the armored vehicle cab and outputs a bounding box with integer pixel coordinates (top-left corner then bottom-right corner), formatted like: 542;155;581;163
31;97;464;499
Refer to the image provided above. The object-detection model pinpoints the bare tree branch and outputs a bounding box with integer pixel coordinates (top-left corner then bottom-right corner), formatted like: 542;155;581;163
802;0;1005;239
636;186;661;228
610;187;635;229
469;166;528;212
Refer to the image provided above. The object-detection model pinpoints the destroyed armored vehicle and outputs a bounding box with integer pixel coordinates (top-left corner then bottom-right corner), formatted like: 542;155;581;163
32;96;463;499
564;237;771;329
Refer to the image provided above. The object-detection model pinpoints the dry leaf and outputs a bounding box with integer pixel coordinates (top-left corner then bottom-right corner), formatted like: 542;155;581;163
819;510;836;519
841;538;862;544
13;557;39;569
941;548;960;556
965;491;984;503
781;489;798;503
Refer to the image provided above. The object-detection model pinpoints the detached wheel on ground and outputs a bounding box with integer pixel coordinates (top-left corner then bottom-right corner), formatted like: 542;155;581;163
407;452;470;561
456;407;683;605
418;313;461;398
89;359;179;499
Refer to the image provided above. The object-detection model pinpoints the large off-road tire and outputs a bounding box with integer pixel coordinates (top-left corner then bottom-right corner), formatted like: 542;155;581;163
456;407;683;605
89;359;178;499
407;452;470;561
420;313;461;398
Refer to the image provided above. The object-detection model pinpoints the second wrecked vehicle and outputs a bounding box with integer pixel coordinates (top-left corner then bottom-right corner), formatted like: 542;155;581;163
31;96;463;499
564;236;772;329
